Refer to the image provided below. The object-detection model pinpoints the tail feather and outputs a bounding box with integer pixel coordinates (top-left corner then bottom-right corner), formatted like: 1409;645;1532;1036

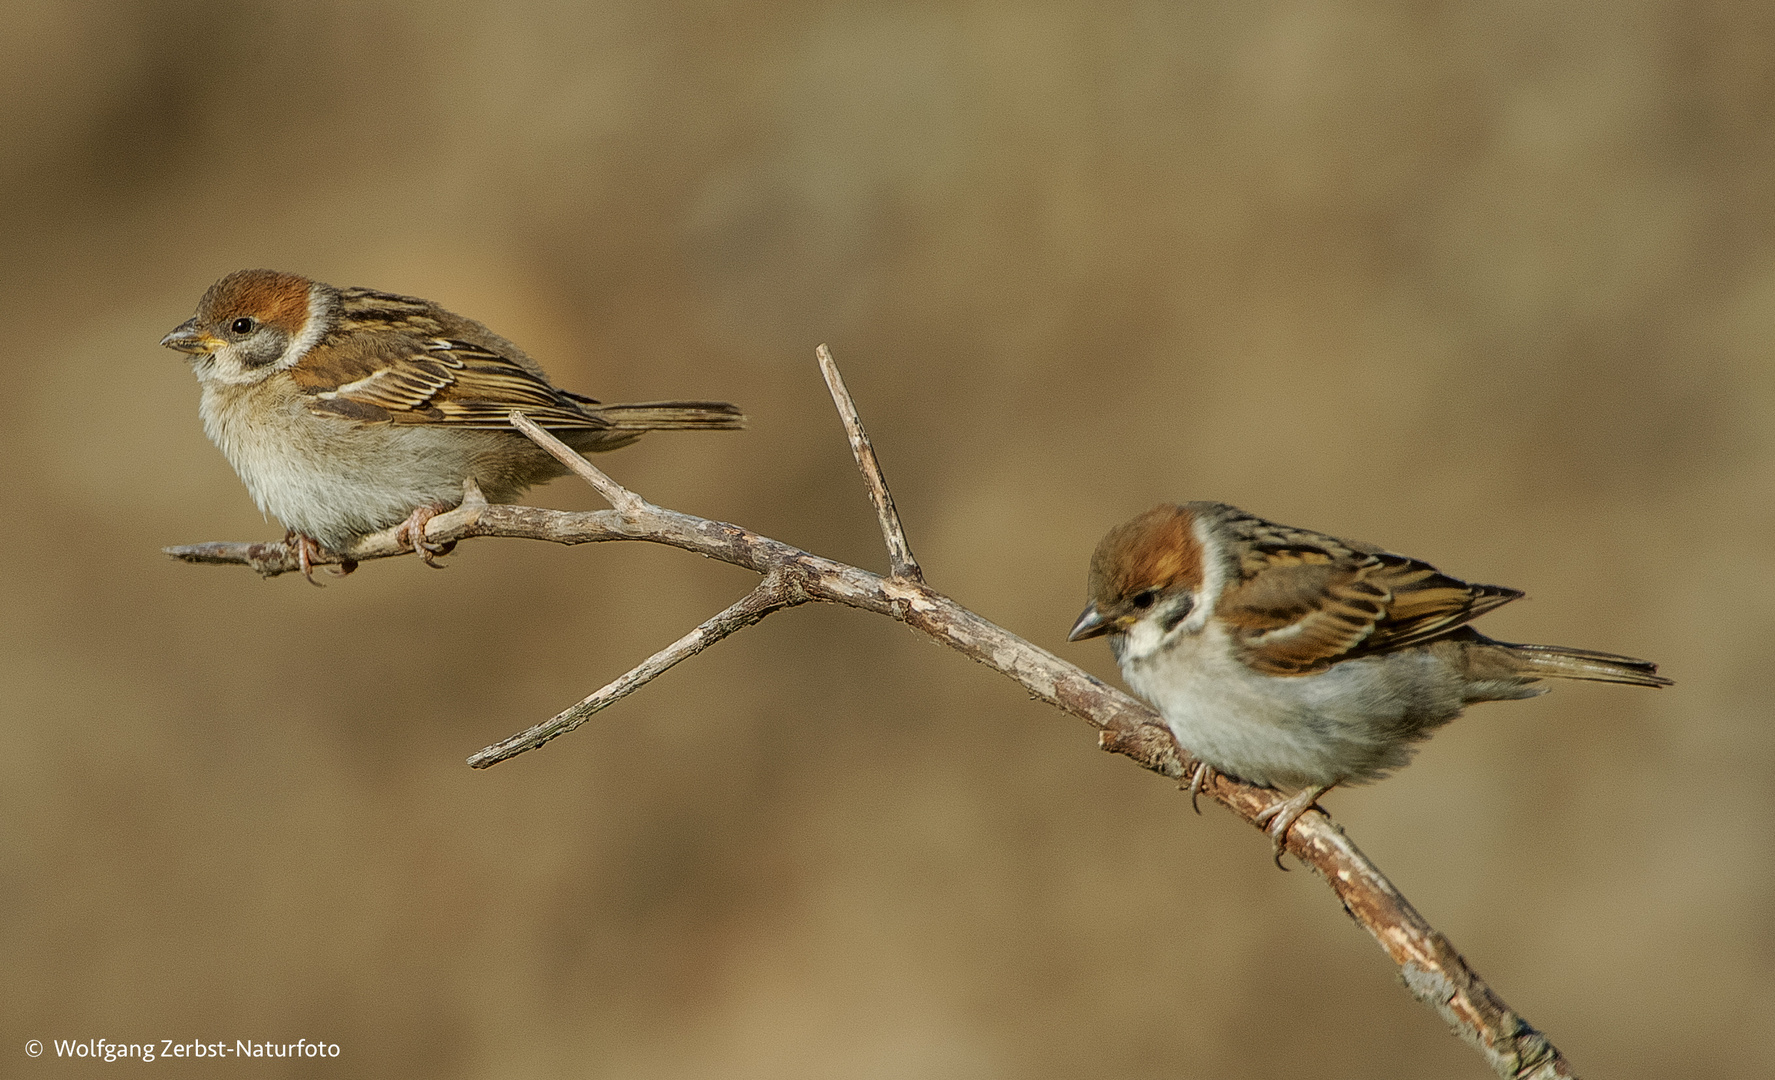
598;401;746;431
1506;642;1672;687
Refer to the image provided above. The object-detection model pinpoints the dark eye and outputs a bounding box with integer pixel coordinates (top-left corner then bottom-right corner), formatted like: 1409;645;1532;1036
230;317;256;335
1131;589;1159;610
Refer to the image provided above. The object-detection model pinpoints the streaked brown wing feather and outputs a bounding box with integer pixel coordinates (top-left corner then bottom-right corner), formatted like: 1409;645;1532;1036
1216;521;1521;676
1359;557;1522;653
300;336;609;430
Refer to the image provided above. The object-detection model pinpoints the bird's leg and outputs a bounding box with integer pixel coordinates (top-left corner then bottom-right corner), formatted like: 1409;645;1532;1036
284;530;331;588
1252;784;1332;870
396;504;456;567
1184;761;1216;815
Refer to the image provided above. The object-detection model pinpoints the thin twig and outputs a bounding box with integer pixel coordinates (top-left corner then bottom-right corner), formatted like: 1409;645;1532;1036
508;409;650;517
165;350;1576;1079
468;571;807;767
817;344;922;581
167;477;491;575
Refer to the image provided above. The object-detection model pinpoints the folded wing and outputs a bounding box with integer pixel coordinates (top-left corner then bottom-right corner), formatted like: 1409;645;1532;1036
1215;525;1522;677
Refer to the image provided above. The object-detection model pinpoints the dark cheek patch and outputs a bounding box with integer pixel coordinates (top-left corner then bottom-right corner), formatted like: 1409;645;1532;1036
238;332;290;368
1159;592;1196;633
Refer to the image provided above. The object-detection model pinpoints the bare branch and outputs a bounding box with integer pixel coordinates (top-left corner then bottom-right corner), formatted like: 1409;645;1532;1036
165;350;1577;1078
468;570;808;767
508;409;650;517
817;344;922;581
165;478;491;576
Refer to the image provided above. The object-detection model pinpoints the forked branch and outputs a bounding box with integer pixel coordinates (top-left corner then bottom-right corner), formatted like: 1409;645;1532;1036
166;347;1576;1079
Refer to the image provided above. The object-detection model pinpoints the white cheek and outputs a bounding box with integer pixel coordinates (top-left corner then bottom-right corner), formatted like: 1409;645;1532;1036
195;347;249;385
1122;618;1168;661
194;345;278;386
1123;594;1199;661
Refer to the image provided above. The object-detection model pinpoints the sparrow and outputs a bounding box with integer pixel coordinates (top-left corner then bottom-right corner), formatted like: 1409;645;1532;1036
161;269;744;583
1068;502;1669;862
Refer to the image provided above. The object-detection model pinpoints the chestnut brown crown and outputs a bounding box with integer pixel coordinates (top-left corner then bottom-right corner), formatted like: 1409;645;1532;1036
1069;504;1206;641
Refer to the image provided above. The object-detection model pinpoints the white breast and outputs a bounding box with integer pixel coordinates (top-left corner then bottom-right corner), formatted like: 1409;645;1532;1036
1119;623;1470;789
199;379;501;548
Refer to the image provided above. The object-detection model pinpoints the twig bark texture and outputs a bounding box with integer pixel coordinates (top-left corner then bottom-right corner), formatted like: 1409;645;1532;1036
167;348;1577;1079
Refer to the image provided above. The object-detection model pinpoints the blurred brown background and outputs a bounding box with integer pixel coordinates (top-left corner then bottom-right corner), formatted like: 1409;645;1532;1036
3;1;1770;1076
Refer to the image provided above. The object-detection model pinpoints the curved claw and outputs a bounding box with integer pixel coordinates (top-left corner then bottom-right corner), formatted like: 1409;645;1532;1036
1252;785;1332;870
1184;761;1214;815
286;531;328;588
396;505;453;567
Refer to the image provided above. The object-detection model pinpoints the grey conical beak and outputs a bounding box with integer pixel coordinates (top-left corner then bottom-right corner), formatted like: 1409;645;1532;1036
1068;603;1111;641
160;319;222;355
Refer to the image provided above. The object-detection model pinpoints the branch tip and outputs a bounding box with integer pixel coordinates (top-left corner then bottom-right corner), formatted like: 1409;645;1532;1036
815;345;923;582
468;574;802;768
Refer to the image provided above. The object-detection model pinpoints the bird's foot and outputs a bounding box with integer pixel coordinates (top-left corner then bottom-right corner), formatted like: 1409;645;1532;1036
1252;784;1332;870
1183;761;1216;815
283;530;352;586
396;504;456;567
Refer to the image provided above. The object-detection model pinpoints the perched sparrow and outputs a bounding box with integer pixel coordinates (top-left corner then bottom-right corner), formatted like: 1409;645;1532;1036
161;269;743;582
1068;503;1669;861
